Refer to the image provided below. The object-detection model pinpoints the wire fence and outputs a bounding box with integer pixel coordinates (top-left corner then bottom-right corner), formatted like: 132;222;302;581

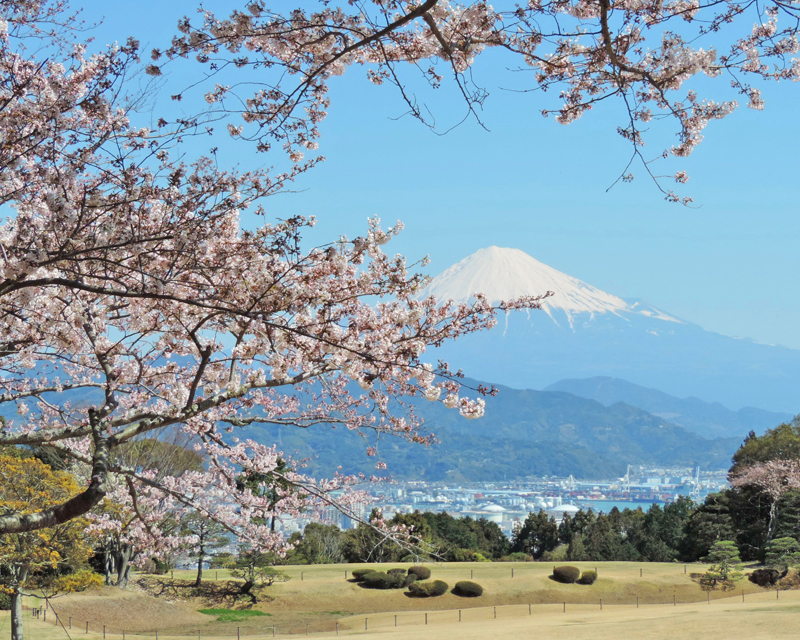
22;585;791;639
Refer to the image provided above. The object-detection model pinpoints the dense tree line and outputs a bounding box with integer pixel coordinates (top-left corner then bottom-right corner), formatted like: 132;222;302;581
283;419;800;566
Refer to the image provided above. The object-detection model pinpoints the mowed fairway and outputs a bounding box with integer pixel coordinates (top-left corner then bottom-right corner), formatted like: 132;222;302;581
6;562;793;640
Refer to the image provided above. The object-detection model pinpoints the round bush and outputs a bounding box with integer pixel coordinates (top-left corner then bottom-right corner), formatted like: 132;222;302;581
552;566;581;584
362;571;406;589
452;581;483;597
577;570;597;585
407;566;431;580
750;568;782;587
407;579;449;597
351;568;377;582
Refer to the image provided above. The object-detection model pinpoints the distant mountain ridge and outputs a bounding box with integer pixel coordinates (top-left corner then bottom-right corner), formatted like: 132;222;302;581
544;377;792;440
242;380;741;481
421;247;800;413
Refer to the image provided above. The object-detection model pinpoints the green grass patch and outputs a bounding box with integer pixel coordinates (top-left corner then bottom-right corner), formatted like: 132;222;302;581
198;609;271;622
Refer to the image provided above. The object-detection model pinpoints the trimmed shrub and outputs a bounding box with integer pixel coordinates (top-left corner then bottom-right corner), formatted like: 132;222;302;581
387;568;407;577
552;566;581;584
407;566;432;580
750;568;782;587
404;573;418;586
351;569;377;582
452;581;483;597
362;571;406;589
577;570;597;585
407;580;449;597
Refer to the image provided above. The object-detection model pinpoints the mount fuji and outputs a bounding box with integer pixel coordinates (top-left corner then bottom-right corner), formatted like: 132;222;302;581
422;247;800;414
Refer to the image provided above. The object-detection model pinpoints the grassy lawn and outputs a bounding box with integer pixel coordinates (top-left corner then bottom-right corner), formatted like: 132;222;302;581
13;561;787;640
197;609;271;622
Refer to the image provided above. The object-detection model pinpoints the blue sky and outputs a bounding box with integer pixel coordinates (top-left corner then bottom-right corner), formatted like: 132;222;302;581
84;1;800;350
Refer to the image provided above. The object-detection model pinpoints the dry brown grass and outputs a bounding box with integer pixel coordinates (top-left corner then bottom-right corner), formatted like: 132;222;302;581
4;562;790;640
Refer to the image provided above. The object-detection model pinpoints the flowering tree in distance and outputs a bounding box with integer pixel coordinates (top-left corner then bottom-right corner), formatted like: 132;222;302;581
0;0;797;557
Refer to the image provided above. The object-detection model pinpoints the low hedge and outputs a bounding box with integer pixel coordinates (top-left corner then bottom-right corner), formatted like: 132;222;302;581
362;571;406;589
351;569;377;582
452;581;483;597
407;580;449;597
577;570;597;585
407;566;431;580
552;566;581;584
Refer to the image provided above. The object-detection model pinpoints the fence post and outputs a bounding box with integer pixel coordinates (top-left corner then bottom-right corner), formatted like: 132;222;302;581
69;617;72;629
216;571;218;581
600;599;603;611
237;628;240;640
684;565;687;574
272;625;276;638
639;568;643;578
511;568;514;578
395;615;397;627
563;602;566;613
86;622;89;633
470;569;473;579
301;572;304;581
43;609;46;622
528;604;531;616
777;588;780;600
636;596;639;608
425;613;428;625
103;625;106;639
459;610;462;622
345;570;348;580
493;607;497;619
708;592;710;604
336;622;339;636
123;631;126;640
365;618;368;631
673;595;676;606
742;591;745;603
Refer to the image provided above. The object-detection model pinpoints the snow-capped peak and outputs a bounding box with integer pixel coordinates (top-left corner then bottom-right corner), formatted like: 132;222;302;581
422;246;680;323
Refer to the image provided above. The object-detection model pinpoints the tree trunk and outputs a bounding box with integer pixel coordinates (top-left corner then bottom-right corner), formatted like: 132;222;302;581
766;500;779;544
117;545;133;588
11;590;24;640
195;552;204;587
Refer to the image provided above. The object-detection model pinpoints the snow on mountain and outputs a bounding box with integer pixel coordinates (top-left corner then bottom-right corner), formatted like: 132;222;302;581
420;247;800;414
423;246;681;326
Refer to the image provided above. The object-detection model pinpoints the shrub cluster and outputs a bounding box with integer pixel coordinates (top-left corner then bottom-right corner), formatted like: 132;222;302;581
407;580;449;597
577;570;597;585
452;581;483;597
407;566;431;580
552;566;581;584
362;571;406;589
387;568;406;577
0;592;10;611
351;569;377;582
749;568;782;587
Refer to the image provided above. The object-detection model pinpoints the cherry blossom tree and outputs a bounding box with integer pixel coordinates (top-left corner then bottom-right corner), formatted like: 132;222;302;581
162;0;800;202
730;459;800;544
0;0;543;558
